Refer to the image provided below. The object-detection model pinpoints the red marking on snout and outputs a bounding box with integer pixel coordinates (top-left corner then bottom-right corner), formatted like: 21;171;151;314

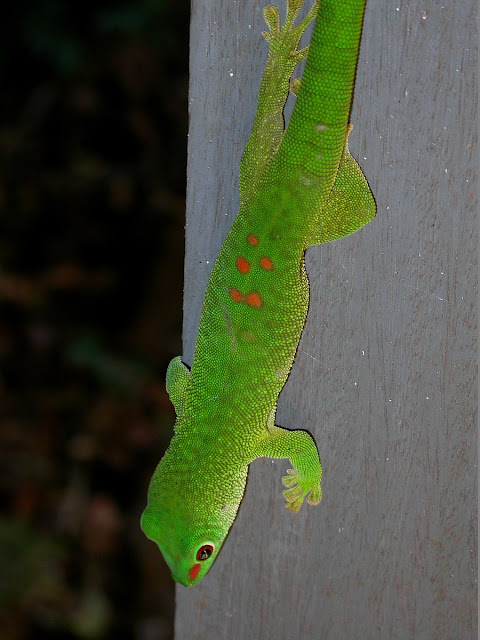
189;563;201;582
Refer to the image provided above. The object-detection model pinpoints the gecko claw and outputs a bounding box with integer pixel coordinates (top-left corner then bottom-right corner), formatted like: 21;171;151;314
282;468;322;511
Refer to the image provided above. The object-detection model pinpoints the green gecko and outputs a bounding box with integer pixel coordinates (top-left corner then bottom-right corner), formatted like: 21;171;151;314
141;0;375;586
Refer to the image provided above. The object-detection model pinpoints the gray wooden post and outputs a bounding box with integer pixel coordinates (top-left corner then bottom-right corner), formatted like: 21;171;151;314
176;0;477;637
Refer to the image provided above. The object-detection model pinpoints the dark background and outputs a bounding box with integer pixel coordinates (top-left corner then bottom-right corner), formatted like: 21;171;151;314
0;1;189;638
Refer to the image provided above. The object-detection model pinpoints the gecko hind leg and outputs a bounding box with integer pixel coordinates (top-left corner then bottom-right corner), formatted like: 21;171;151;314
239;0;320;203
306;125;376;247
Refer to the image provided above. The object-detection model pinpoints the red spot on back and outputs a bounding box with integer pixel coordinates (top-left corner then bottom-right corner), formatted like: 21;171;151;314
247;234;259;246
246;292;263;308
230;288;244;303
259;256;274;271
189;563;201;582
236;256;250;274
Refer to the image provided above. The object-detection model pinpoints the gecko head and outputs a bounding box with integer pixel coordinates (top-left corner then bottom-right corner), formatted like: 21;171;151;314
140;446;248;586
140;505;230;587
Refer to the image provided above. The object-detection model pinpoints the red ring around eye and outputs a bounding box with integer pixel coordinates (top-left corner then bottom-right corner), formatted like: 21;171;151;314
196;544;214;561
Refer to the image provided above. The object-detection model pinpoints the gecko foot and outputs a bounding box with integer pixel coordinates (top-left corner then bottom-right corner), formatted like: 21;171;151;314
282;467;322;512
262;0;320;66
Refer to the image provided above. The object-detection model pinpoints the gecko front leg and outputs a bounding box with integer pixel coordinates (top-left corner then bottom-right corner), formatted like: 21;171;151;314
252;407;322;512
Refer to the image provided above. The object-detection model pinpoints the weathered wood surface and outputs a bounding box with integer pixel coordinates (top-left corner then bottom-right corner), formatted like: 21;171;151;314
176;0;477;637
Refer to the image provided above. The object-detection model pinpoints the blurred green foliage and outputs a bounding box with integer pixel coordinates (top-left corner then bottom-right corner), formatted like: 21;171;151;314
0;0;189;638
0;518;66;612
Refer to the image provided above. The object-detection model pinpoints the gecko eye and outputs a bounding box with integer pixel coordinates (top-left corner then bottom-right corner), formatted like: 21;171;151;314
196;544;214;561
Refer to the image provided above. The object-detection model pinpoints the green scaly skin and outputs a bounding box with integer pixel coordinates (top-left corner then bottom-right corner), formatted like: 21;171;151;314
141;0;375;587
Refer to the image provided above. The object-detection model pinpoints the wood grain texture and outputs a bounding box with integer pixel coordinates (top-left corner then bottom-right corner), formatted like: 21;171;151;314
177;0;477;637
